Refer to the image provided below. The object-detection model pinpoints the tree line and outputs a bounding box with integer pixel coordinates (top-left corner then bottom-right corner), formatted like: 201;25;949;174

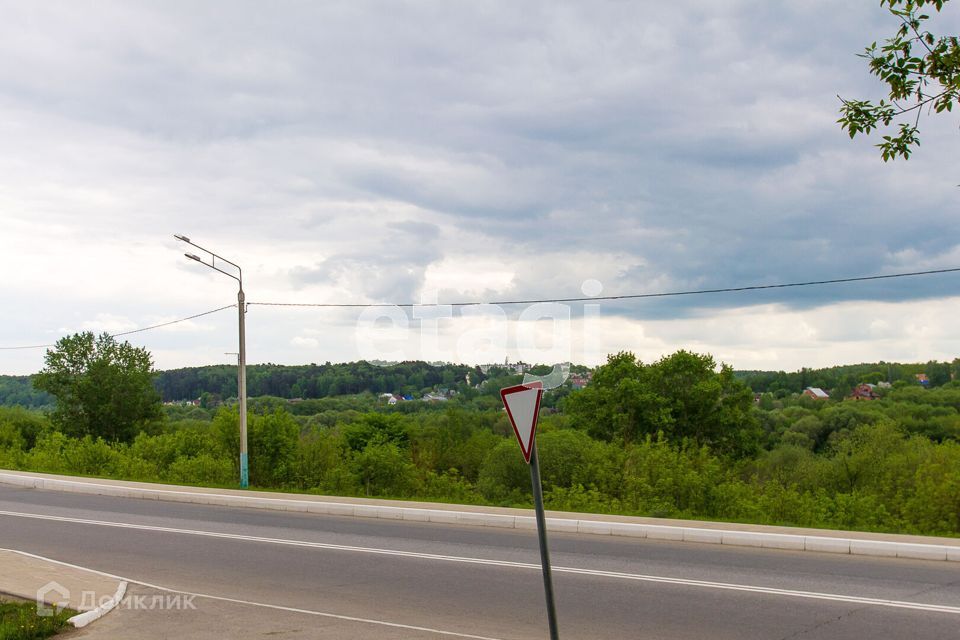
154;360;484;402
739;359;959;397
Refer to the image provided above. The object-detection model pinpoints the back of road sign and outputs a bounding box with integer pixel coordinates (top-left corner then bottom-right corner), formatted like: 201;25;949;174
500;381;544;463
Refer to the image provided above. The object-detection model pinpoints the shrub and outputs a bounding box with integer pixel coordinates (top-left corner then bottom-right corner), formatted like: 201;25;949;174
477;439;531;504
353;441;420;497
165;454;235;486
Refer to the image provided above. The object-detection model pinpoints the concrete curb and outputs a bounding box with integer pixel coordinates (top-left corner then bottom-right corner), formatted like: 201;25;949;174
2;471;959;563
68;581;127;628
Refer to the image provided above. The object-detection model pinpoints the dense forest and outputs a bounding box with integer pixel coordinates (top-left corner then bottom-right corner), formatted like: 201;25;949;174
3;358;956;409
2;349;960;537
153;361;485;403
0;376;52;408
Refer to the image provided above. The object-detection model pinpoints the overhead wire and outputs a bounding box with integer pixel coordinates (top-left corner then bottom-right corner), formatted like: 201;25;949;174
0;304;236;351
110;304;237;337
247;266;960;309
2;266;958;350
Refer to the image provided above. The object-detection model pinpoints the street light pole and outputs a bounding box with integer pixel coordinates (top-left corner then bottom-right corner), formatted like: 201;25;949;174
175;234;249;488
237;285;248;488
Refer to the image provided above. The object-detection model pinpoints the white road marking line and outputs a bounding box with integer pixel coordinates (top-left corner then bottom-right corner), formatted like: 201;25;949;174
3;509;959;616
0;547;506;640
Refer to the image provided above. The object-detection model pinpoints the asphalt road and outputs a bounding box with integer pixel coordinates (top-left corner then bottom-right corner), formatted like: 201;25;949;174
1;484;959;639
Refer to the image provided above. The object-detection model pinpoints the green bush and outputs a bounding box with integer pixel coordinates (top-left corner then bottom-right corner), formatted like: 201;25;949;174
619;435;725;517
477;439;532;503
545;484;621;513
0;407;49;449
165;454;234;485
293;429;346;490
62;437;122;476
353;441;420;497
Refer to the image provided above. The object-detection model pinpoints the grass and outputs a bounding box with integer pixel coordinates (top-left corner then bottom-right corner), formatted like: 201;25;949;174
0;597;76;640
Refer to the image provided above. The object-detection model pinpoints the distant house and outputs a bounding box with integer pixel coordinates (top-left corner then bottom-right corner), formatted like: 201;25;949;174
877;381;892;389
569;374;591;390
916;373;930;387
422;392;448;402
802;387;830;400
849;383;879;401
378;392;399;405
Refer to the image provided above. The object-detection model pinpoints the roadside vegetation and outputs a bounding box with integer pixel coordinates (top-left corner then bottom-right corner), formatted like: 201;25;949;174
2;334;960;537
0;597;75;640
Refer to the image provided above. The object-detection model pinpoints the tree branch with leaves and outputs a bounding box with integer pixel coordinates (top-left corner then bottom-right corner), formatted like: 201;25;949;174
838;0;958;160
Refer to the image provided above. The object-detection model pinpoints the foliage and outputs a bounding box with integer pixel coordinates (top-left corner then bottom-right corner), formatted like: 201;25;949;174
0;376;52;409
0;407;49;449
353;441;420;497
32;332;161;442
838;0;959;160
212;407;301;487
154;360;483;402
564;351;760;455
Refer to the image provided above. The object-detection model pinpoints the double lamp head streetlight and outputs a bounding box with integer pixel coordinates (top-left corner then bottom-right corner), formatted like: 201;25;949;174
174;234;250;488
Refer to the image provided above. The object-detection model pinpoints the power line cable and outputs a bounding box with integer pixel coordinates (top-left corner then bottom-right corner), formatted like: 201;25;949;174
111;304;237;337
3;266;957;350
0;304;236;351
247;266;960;309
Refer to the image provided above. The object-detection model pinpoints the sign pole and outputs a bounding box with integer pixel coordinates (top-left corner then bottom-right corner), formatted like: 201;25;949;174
500;381;559;639
529;443;559;640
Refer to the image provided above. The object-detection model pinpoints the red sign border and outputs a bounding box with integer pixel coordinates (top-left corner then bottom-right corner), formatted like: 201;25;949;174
499;381;544;464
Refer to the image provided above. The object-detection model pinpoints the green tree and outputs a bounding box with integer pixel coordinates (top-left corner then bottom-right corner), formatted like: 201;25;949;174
33;332;161;442
564;351;759;455
839;0;959;160
562;352;671;445
647;351;760;454
926;360;952;386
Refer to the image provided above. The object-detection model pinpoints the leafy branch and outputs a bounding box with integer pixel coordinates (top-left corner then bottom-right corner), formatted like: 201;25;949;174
838;0;959;160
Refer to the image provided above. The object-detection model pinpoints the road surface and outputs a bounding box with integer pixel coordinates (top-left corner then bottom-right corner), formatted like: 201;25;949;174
1;484;958;639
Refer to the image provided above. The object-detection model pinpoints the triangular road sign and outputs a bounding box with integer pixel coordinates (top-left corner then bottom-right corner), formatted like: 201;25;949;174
500;381;544;463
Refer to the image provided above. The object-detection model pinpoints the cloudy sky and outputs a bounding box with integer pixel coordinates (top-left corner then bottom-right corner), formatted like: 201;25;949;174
1;1;958;375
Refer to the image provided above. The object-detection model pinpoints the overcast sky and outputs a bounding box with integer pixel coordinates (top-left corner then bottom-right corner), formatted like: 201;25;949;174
1;1;958;375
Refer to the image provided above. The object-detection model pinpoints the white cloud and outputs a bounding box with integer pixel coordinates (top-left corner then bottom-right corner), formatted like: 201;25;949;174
290;336;320;349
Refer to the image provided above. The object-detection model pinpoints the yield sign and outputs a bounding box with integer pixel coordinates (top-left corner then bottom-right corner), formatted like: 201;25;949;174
500;381;544;463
